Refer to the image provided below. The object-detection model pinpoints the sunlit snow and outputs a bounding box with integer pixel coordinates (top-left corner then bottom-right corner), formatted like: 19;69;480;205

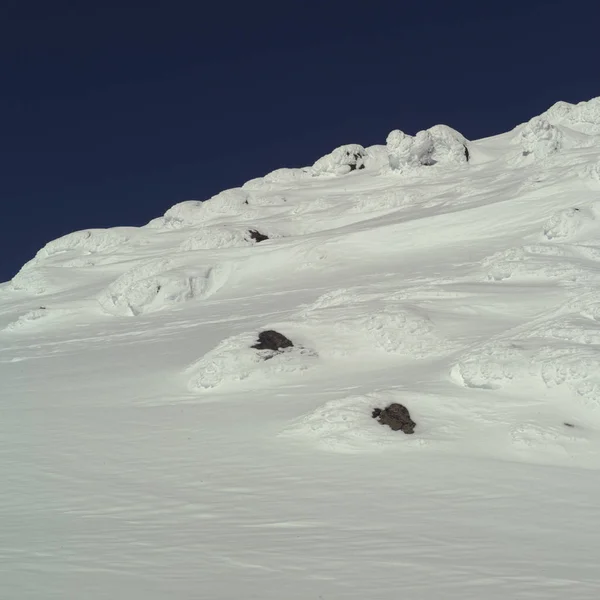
3;97;600;599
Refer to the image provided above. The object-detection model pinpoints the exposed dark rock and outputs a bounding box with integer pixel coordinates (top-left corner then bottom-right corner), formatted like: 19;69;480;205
372;403;416;434
564;422;575;428
346;150;366;172
252;330;293;352
464;145;470;162
248;229;269;243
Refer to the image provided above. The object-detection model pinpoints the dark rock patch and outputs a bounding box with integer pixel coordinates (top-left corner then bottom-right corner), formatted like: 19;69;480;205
346;150;366;172
564;422;575;428
464;145;470;162
372;403;416;434
248;229;269;243
252;330;293;353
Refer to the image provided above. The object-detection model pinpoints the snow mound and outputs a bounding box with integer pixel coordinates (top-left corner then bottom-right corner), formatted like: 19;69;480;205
544;97;600;134
543;100;576;124
386;125;468;171
363;144;391;170
481;245;589;283
509;421;590;459
279;392;424;453
147;189;252;229
2;307;71;332
9;267;66;295
244;145;387;189
179;226;271;251
296;302;454;359
541;207;596;241
312;144;367;175
9;228;134;289
278;391;453;453
581;161;600;187
451;338;600;409
34;228;130;260
427;125;470;164
299;288;365;313
243;168;314;190
187;332;317;391
98;259;230;316
516;117;563;160
387;129;434;169
290;196;337;217
246;193;288;207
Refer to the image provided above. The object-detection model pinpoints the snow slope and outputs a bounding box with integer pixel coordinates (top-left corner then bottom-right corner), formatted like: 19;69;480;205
3;98;600;599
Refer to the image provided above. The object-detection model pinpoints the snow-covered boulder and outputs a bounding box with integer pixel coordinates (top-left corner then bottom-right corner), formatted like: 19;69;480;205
187;331;316;391
279;391;429;453
427;125;470;164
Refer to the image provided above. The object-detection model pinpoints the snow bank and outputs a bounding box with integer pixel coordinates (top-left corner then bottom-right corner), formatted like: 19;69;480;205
98;259;230;316
187;331;317;391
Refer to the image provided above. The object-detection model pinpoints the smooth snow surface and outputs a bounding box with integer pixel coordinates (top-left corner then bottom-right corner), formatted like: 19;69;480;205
3;97;600;599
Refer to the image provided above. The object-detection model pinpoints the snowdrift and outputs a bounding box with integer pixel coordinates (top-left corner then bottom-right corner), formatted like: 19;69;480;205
187;331;317;391
98;259;231;316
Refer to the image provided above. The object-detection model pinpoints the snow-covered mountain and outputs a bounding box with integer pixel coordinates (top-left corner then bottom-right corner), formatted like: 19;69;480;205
3;97;600;599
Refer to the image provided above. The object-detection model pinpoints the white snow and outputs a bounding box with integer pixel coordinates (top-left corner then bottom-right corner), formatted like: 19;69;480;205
4;96;600;599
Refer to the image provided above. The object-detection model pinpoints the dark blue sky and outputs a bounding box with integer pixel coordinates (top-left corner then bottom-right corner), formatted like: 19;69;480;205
1;0;599;282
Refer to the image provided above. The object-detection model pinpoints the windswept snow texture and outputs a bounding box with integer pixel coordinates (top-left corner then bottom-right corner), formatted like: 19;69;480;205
4;96;600;600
